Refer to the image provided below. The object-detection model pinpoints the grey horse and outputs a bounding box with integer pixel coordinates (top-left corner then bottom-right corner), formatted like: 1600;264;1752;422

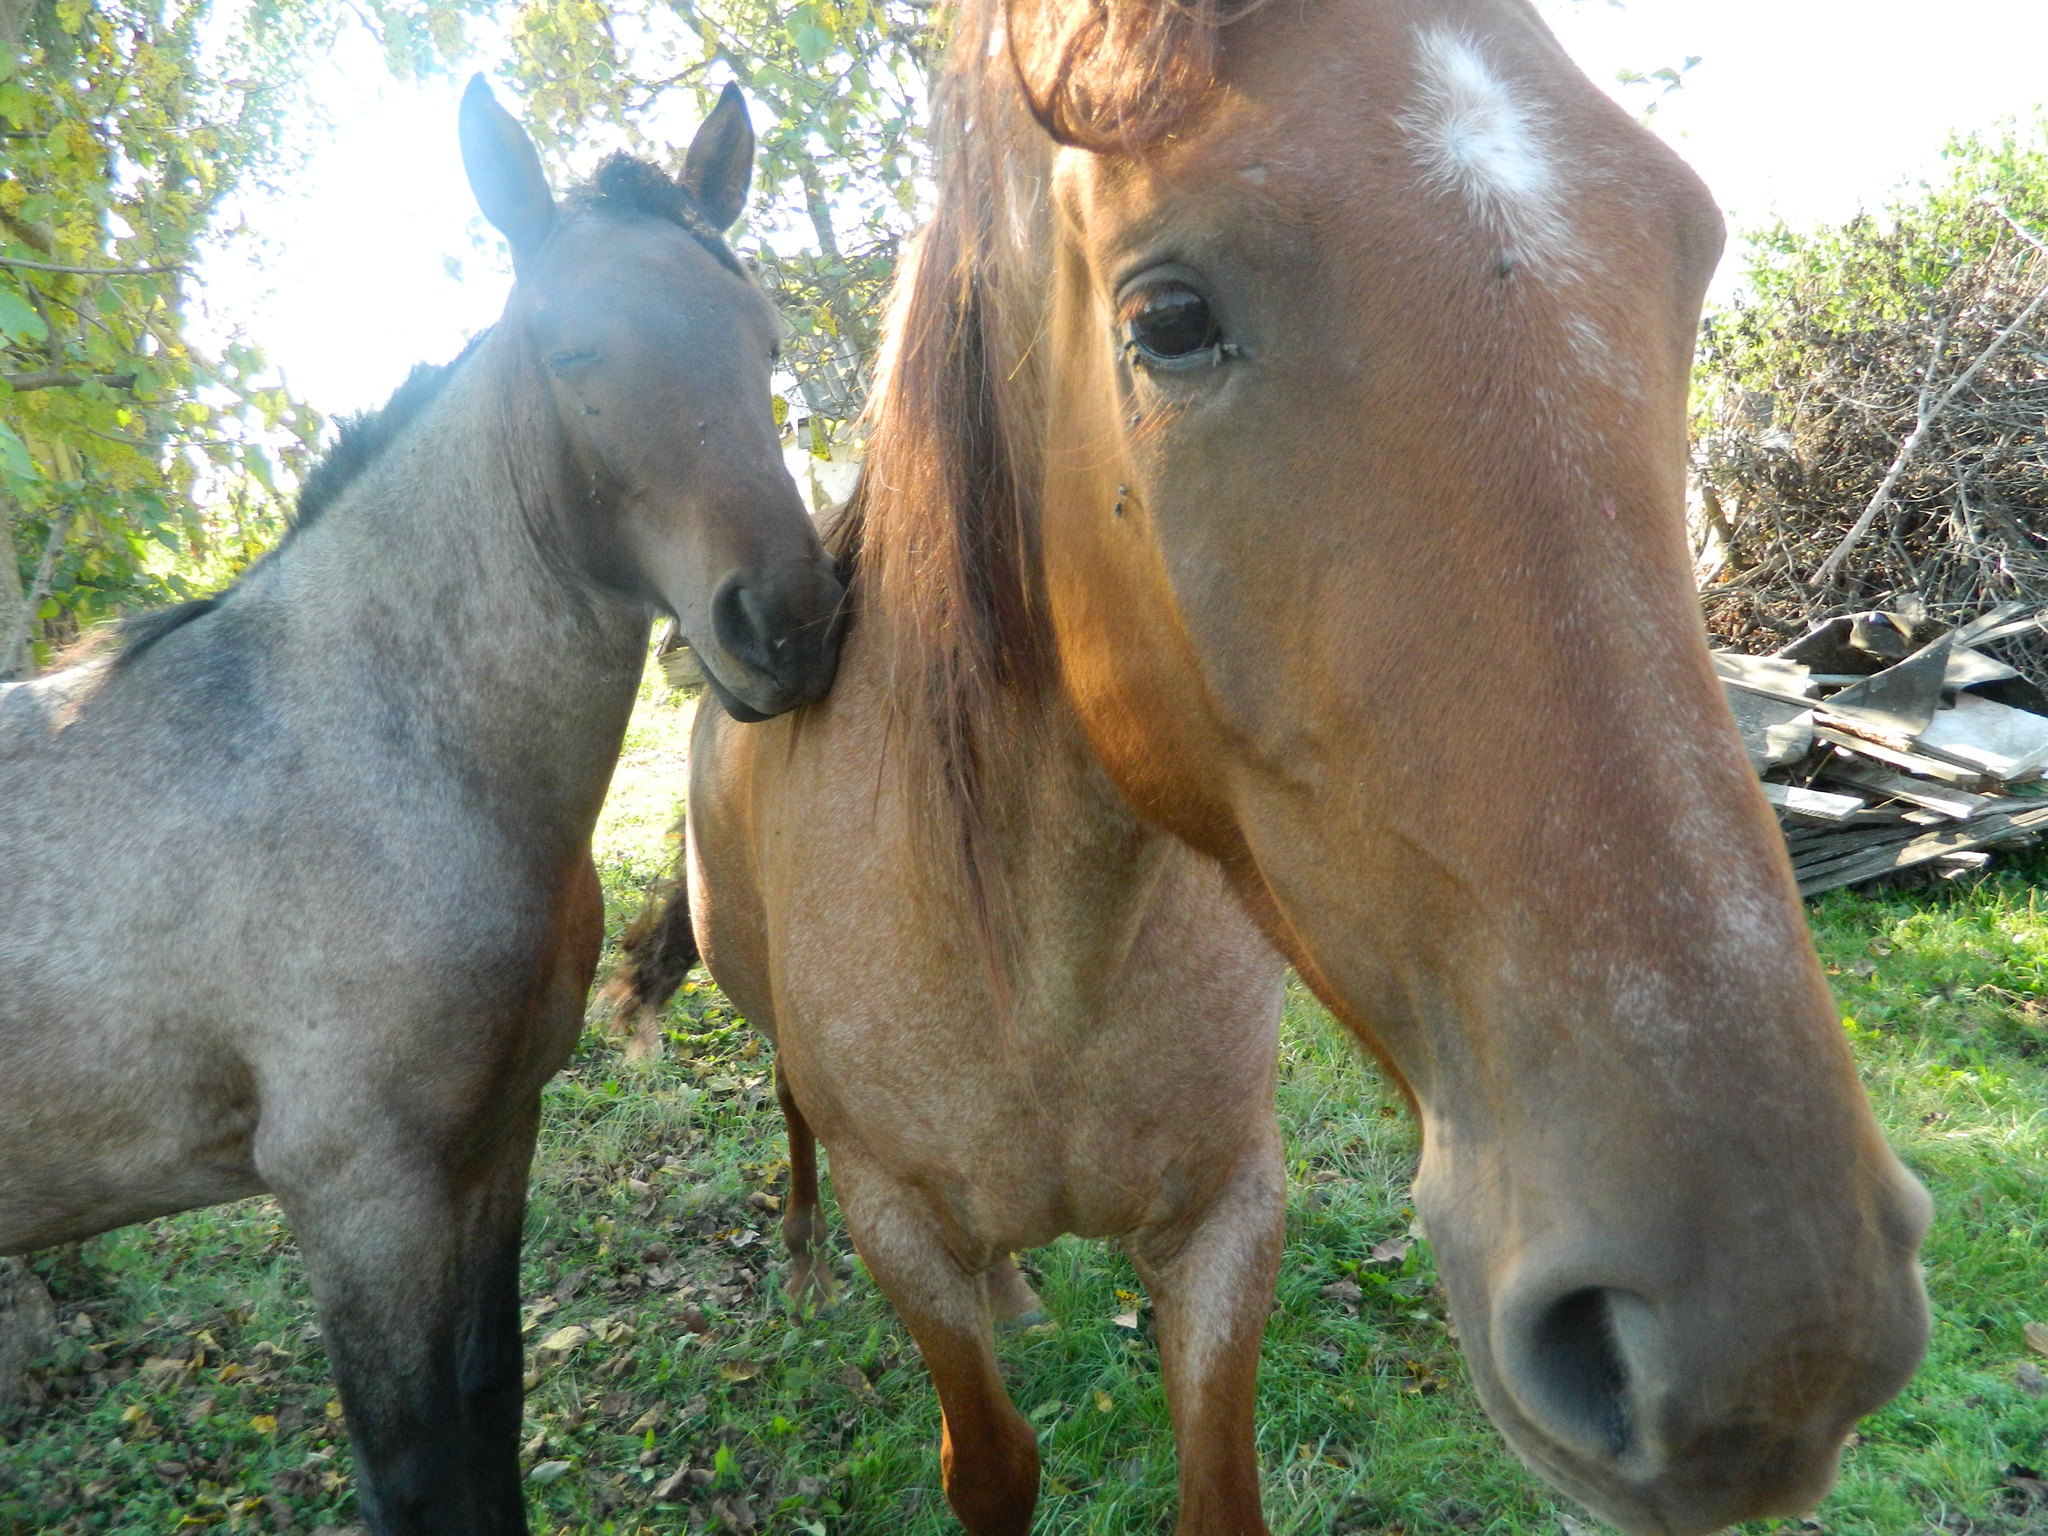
0;78;842;1535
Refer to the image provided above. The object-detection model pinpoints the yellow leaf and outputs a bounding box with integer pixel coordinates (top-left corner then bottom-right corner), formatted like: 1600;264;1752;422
717;1360;762;1383
324;1399;344;1421
538;1325;590;1354
249;1414;277;1435
1093;1391;1113;1414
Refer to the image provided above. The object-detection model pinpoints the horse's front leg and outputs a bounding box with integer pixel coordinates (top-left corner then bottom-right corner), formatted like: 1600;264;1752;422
1126;1129;1286;1536
264;1095;542;1536
831;1154;1040;1536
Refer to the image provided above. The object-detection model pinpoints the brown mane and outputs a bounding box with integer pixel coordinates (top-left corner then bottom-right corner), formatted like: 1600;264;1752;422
831;0;1250;952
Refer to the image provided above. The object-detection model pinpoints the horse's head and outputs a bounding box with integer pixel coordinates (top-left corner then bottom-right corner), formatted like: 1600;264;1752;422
458;78;843;720
914;0;1928;1528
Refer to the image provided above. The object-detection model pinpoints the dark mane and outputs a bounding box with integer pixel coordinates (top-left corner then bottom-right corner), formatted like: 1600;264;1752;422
831;0;1240;955
109;332;488;670
568;154;747;278
295;338;484;529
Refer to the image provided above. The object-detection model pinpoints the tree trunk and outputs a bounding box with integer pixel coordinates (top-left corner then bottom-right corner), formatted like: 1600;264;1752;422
0;501;73;679
0;491;28;680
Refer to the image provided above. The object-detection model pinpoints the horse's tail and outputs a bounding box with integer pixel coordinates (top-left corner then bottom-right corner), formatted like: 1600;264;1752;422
598;867;699;1065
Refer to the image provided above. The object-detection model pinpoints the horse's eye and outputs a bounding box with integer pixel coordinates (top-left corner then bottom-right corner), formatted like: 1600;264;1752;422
547;349;599;375
1121;284;1223;369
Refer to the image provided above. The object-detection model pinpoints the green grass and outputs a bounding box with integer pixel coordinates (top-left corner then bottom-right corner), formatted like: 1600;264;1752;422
3;676;2046;1536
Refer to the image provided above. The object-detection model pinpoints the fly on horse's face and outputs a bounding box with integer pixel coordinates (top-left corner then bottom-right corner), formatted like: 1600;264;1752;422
460;80;843;720
1028;0;1931;1530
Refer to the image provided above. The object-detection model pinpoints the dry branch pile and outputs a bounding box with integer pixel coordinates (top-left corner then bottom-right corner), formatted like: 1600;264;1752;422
1693;200;2048;689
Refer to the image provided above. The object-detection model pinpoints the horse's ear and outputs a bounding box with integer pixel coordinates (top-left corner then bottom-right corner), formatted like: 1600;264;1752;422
459;74;556;264
679;82;754;231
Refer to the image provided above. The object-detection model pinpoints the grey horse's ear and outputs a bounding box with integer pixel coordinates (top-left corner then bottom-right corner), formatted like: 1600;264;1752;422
679;82;754;231
459;74;556;264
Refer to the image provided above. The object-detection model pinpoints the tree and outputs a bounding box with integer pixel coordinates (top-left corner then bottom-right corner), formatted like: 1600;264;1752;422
0;0;477;675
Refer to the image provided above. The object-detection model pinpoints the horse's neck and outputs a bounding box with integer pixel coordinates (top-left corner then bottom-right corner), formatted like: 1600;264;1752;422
263;353;648;831
858;602;1169;966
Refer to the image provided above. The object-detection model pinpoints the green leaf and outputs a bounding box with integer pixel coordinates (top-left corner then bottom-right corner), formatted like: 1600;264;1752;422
791;23;831;63
0;421;32;482
0;287;48;344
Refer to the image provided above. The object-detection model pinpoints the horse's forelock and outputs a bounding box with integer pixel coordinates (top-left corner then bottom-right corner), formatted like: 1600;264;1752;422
571;154;747;277
1002;0;1262;152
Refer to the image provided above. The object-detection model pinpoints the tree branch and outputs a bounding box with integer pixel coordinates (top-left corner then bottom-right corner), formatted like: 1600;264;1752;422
1811;271;2048;588
0;254;185;277
2;369;137;392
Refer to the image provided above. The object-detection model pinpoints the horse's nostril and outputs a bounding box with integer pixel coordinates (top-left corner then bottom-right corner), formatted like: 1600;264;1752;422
1524;1287;1636;1460
711;574;776;675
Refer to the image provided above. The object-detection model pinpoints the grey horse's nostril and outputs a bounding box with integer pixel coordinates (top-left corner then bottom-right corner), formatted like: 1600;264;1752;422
711;575;777;677
1525;1288;1635;1459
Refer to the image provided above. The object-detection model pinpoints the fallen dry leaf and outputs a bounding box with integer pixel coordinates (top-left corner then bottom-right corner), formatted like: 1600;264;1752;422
1111;1311;1140;1330
1369;1239;1412;1265
711;1493;757;1533
528;1460;572;1484
1093;1390;1113;1413
537;1325;589;1355
1320;1279;1364;1306
2018;1361;2047;1398
717;1359;762;1383
650;1467;692;1501
2024;1321;2048;1358
2005;1464;2047;1503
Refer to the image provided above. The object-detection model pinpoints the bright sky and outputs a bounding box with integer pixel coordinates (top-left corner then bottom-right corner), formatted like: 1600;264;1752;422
212;0;2048;423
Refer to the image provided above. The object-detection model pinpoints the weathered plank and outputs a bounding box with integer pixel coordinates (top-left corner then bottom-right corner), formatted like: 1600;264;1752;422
1795;805;2048;897
1761;781;1865;821
1812;728;1992;789
1817;758;1999;820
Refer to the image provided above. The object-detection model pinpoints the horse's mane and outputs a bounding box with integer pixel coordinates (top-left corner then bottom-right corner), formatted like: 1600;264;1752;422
106;339;484;669
830;0;1253;954
296;343;486;530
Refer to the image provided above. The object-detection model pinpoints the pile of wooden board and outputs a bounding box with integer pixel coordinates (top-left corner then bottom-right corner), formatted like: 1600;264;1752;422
1717;604;2048;896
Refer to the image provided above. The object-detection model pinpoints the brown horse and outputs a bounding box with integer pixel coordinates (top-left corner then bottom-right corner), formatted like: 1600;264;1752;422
620;1;1932;1532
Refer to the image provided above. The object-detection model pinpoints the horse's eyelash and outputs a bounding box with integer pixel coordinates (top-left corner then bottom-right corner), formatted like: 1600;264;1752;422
547;349;599;372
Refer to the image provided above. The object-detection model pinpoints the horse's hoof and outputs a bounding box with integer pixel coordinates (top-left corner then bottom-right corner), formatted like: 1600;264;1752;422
784;1267;840;1314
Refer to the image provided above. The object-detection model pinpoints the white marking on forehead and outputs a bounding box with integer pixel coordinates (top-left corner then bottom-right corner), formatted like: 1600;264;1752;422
1402;27;1571;266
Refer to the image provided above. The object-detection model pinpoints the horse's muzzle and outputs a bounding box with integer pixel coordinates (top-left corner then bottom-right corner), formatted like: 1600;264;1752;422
698;558;847;721
1460;1168;1932;1536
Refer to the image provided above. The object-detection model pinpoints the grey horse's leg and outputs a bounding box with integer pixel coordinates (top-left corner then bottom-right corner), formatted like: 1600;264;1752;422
268;1098;542;1536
